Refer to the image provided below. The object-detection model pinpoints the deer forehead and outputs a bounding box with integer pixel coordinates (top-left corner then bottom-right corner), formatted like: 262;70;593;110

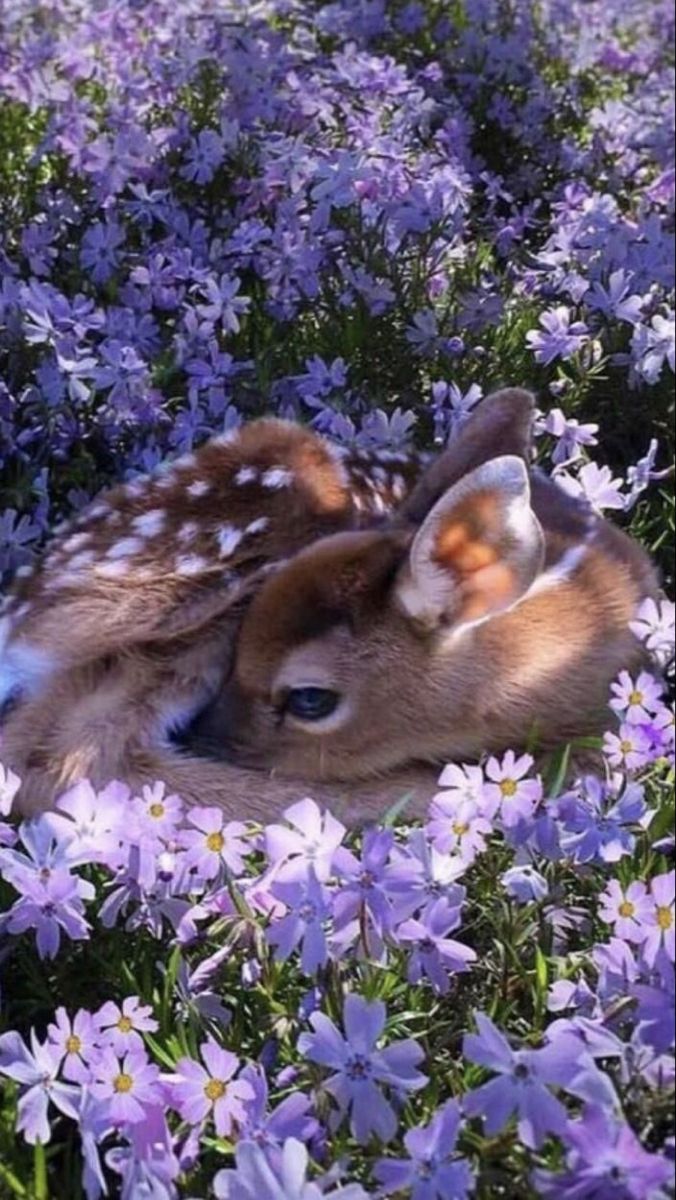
270;630;354;695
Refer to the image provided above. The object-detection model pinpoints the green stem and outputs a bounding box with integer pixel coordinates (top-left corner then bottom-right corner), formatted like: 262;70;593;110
33;1142;48;1200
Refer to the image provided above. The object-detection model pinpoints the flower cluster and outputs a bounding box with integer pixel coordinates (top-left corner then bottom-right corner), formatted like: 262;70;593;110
0;0;673;583
0;640;674;1194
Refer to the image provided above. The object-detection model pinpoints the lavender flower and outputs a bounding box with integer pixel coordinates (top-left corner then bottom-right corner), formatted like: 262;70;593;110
533;1105;673;1198
0;1031;80;1144
298;994;427;1143
526;307;589;364
463;1013;571;1149
397;899;477;993
374;1101;474;1199
90;1047;162;1126
169;1038;254;1136
214;1138;368;1200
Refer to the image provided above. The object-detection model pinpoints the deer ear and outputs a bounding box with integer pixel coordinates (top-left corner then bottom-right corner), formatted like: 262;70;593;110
395;455;544;630
398;387;535;525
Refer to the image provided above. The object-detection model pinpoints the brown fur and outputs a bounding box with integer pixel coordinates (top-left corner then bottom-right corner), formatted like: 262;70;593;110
0;391;659;823
191;392;659;783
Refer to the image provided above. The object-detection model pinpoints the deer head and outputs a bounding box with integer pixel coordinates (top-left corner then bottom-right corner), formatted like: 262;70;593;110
188;388;657;780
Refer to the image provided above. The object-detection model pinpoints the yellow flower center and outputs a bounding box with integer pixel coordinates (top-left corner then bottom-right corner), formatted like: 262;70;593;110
618;901;635;918
113;1073;133;1094
149;802;165;818
117;1016;133;1033
628;690;643;706
206;832;224;853
620;740;633;755
204;1078;227;1102
500;779;517;798
452;822;470;836
65;1035;82;1055
656;905;673;931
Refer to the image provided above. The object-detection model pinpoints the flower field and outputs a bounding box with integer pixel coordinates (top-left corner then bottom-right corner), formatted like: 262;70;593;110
0;0;674;1196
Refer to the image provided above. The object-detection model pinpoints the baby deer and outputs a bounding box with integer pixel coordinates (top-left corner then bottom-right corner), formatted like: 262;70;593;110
189;388;659;782
0;388;658;822
0;418;428;819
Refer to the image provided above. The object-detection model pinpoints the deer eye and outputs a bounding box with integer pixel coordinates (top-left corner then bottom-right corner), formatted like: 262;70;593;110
285;687;340;722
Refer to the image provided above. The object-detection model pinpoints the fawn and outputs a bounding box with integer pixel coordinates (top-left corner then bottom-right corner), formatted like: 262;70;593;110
0;416;430;819
0;389;658;822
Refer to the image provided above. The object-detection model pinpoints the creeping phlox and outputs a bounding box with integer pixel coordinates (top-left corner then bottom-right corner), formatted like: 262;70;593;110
0;0;674;582
0;635;674;1197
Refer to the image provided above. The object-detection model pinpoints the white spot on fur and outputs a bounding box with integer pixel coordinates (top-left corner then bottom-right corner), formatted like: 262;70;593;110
87;502;110;520
246;517;270;535
235;466;258;485
186;480;211;498
132;509;166;537
175;554;208;577
14;564;35;579
96;560;131;579
66;550;96;573
106;537;145;560
261;466;293;489
216;525;243;557
124;480;147;499
177;522;199;543
62;531;91;554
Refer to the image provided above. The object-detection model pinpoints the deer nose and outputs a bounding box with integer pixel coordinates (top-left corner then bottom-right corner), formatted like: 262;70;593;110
179;686;247;761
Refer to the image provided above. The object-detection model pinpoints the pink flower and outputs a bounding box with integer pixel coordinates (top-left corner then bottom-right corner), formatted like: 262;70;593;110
169;1038;254;1136
130;781;185;842
94;996;158;1054
603;723;654;772
641;871;675;967
609;671;664;725
425;796;492;861
47;1007;99;1083
180;807;248;880
482;751;543;826
90;1047;161;1125
599;880;653;943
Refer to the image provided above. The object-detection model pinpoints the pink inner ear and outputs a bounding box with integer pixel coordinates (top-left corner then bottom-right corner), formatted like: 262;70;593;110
459;562;519;622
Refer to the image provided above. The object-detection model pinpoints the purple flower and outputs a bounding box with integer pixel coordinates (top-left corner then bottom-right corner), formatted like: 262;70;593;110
374;1101;474;1199
332;827;396;944
603;724;655;773
214;1137;368;1199
532;1105;673;1198
630;598;675;672
426;794;492;861
599;880;653;943
610;671;664;725
195;274;250;334
482;751;543;827
47;1007;99;1083
641;871;675;968
43;779;127;866
298;994;427;1143
526;306;589;364
587;269;645;326
543;408;599;466
180;807;248;881
80;221;125;284
5;867;92;958
501;864;549;903
555;462;626;513
463;1012;579;1149
90;1046;161;1126
267;872;332;975
181;129;225;185
0;1030;80;1144
169;1038;254;1136
386;831;467;923
557;776;649;864
238;1064;317;1158
397;898;477;993
265;799;347;883
94;996;158;1054
631;312;675;385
